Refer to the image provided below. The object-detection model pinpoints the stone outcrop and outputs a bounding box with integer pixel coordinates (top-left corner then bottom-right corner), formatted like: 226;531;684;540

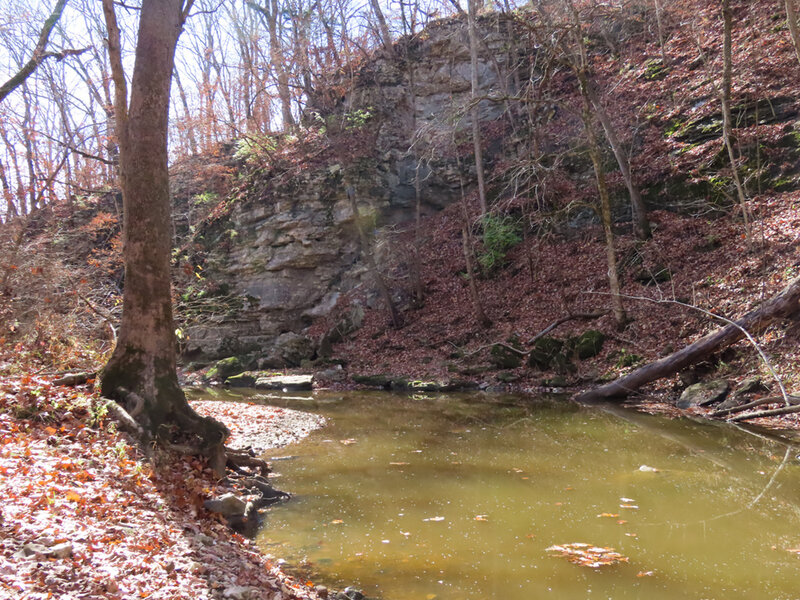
179;14;521;360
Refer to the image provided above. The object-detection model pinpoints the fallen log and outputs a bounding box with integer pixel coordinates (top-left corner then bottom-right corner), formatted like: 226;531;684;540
574;276;800;403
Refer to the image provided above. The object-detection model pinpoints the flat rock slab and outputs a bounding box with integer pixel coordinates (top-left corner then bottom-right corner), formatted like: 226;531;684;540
677;379;730;408
255;375;313;391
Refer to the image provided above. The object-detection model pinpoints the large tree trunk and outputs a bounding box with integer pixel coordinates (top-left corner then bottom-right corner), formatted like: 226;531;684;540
100;0;227;464
575;276;800;403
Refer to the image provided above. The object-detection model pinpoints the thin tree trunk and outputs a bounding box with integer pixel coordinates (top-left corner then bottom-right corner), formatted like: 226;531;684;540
575;276;800;403
584;80;651;240
173;68;198;155
456;156;491;329
721;0;751;246
0;158;17;219
654;0;668;66
467;0;488;215
368;0;393;52
578;75;626;327
785;0;800;66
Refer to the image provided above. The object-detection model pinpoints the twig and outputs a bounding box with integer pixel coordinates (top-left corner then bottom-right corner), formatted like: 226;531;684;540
710;395;800;418
526;310;609;344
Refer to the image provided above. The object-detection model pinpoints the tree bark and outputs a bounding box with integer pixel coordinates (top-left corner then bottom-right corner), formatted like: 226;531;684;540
785;0;800;66
575;276;800;403
368;0;393;52
100;0;228;464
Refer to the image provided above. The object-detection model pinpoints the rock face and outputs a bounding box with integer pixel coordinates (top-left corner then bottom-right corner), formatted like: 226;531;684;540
180;14;521;360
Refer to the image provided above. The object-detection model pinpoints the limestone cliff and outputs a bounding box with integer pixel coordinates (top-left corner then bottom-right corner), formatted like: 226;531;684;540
175;13;521;362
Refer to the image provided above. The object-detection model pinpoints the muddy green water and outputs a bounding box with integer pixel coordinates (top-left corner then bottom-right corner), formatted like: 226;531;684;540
228;390;800;599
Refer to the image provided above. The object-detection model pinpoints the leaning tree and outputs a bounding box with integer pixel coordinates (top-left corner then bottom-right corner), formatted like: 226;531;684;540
99;0;230;470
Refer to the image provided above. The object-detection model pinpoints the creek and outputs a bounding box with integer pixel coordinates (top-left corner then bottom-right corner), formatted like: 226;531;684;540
207;389;800;599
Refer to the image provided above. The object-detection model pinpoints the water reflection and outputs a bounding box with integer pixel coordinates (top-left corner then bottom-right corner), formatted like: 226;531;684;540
196;389;800;600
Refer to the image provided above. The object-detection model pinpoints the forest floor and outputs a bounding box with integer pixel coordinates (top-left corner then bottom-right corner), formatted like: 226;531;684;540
309;189;800;437
0;375;326;600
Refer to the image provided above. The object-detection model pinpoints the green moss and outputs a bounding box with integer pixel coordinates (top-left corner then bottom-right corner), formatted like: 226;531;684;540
572;330;606;360
206;356;244;381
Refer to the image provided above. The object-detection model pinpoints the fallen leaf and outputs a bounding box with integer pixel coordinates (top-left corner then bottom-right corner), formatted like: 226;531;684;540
597;513;619;518
474;515;488;521
546;543;629;568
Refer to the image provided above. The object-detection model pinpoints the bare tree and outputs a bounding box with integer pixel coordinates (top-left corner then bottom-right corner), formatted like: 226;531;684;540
0;0;73;103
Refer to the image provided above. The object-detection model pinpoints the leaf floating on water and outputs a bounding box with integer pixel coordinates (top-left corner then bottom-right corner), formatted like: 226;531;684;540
330;519;344;524
638;465;660;473
617;520;628;525
625;532;638;537
597;513;619;518
620;497;636;503
546;543;629;568
389;462;409;466
620;504;639;510
637;570;654;577
423;516;445;522
339;439;357;445
474;515;489;521
787;548;800;555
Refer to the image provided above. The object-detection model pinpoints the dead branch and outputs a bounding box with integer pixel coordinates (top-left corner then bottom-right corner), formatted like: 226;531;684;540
575;276;800;403
527;310;609;344
728;403;800;422
710;395;800;418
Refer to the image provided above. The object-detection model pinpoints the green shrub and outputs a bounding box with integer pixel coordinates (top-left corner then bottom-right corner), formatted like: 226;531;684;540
478;214;522;274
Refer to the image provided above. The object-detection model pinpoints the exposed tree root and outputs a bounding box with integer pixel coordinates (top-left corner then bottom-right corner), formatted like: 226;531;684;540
225;449;271;477
97;396;148;441
52;371;96;387
575;276;800;403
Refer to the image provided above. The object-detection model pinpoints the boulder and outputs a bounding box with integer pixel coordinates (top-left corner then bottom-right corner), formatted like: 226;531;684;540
272;332;315;367
254;375;313;391
677;379;730;408
573;330;606;360
716;376;767;411
207;357;244;381
204;493;248;518
352;374;392;388
528;336;565;370
225;372;257;387
489;343;523;369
